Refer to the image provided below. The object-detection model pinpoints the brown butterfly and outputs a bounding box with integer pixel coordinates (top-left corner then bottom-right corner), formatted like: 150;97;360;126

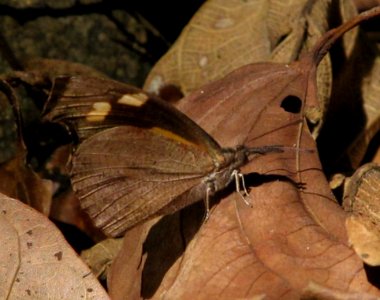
44;76;284;237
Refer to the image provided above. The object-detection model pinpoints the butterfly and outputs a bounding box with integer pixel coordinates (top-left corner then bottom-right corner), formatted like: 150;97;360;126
44;76;284;237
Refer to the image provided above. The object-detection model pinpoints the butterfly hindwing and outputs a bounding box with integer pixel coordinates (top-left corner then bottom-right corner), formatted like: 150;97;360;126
72;125;217;236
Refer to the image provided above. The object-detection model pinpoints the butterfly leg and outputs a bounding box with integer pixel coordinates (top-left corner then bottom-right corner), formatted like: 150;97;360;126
231;170;252;207
203;186;211;222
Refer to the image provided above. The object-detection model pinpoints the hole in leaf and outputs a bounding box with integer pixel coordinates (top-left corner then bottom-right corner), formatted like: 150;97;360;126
281;95;302;113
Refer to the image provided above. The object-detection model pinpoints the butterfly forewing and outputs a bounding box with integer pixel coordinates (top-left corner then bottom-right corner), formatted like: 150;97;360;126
72;125;218;237
44;76;224;162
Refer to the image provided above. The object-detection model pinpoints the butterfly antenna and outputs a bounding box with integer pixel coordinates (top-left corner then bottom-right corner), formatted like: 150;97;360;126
247;145;314;155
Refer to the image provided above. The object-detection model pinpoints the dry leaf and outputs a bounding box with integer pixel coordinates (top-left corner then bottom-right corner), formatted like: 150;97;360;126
0;156;53;215
108;222;153;300
143;0;359;137
374;146;380;164
144;0;336;96
343;163;380;266
50;188;105;242
346;216;380;266
81;238;124;279
110;8;380;298
143;68;369;299
9;5;377;298
301;281;380;299
0;193;109;299
144;0;271;95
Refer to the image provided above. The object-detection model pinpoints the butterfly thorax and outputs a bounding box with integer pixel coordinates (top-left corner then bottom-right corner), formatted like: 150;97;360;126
205;145;248;195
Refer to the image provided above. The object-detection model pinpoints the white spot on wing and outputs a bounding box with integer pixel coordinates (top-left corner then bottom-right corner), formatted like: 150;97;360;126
86;102;111;122
117;93;148;107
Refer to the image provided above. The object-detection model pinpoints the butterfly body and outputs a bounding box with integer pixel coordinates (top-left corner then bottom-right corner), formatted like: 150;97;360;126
71;124;249;236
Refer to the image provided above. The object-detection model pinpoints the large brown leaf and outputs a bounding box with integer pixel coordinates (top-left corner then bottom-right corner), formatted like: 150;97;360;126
109;7;380;299
144;0;333;96
143;0;363;137
0;193;109;299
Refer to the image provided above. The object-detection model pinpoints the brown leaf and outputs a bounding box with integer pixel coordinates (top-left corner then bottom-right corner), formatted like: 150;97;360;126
346;216;380;267
144;0;335;94
127;8;380;298
0;193;109;299
143;0;345;136
343;163;380;266
108;222;153;300
39;6;380;298
50;188;105;242
0;156;53;215
81;238;124;279
141;67;372;298
301;281;380;299
374;146;380;164
144;0;271;95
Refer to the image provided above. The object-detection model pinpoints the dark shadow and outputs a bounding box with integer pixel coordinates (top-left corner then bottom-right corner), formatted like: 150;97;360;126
244;172;304;189
316;18;377;176
141;202;204;298
52;220;94;253
364;263;380;289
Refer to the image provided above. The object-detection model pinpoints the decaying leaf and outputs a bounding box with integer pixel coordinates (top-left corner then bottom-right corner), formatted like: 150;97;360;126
343;163;380;266
0;193;109;299
81;238;124;279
